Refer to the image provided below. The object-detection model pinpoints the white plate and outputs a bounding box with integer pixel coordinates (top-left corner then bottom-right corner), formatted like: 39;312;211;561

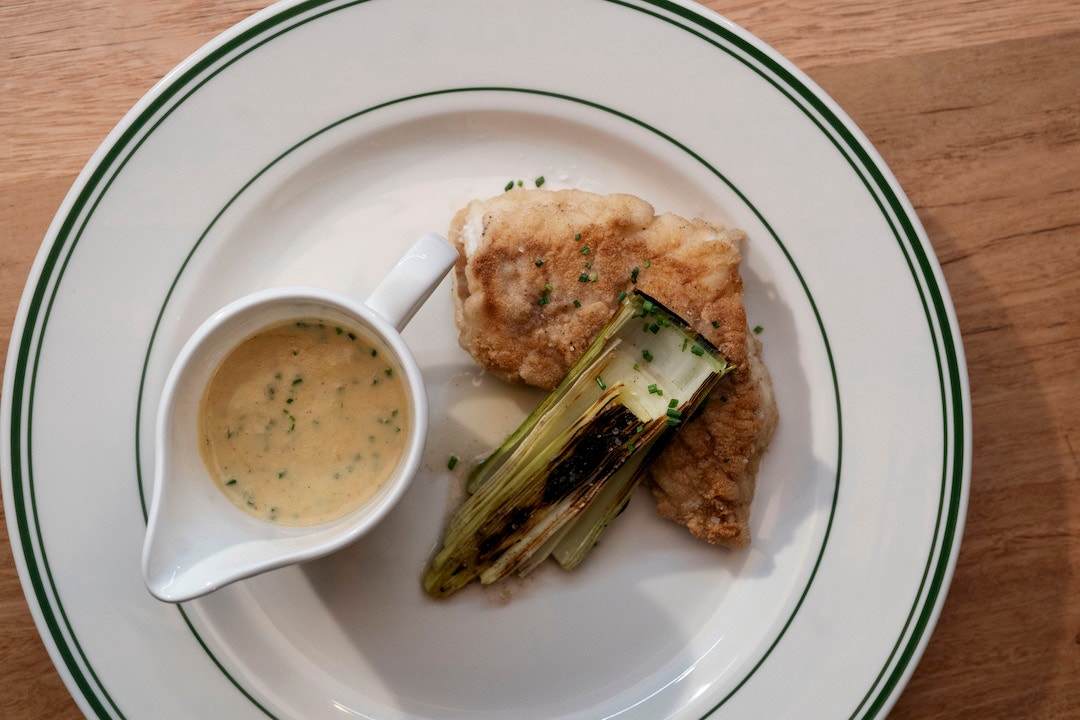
2;1;970;718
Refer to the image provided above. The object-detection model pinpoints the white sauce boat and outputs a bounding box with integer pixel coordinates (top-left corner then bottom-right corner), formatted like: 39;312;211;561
142;233;457;602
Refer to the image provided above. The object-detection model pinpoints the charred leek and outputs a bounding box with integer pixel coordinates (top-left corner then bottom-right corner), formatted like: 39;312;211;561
423;292;733;598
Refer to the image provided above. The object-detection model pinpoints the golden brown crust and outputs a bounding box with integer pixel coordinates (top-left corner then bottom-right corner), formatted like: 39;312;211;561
648;333;777;546
449;188;776;547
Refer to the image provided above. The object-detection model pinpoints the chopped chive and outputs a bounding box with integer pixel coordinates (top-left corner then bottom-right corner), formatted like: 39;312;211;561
666;408;682;419
580;246;590;255
595;376;607;390
642;299;655;313
642;349;654;362
681;337;689;352
579;273;590;283
647;383;659;394
644;259;651;268
574;233;581;241
573;299;581;307
636;424;644;433
335;326;343;335
448;455;459;470
225;478;238;486
535;258;544;267
650;323;660;334
753;325;764;334
668;398;678;408
666;417;681;426
504;180;514;191
711;320;720;328
633;363;640;371
691;345;705;356
617;291;627;302
626;440;635;452
538;294;550;306
535;176;545;187
545;283;553;292
631;266;639;283
292;376;303;385
517;180;523;187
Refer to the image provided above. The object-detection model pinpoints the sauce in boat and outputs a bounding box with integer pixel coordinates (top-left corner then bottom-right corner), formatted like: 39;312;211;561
199;318;409;525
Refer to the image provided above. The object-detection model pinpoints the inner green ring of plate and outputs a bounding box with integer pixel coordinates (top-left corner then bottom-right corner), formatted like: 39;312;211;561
134;85;841;720
4;0;965;719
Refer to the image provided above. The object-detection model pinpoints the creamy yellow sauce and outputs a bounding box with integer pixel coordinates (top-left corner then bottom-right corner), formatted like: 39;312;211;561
199;319;409;525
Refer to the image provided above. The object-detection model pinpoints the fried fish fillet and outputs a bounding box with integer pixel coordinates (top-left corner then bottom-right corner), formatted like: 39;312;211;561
449;188;776;547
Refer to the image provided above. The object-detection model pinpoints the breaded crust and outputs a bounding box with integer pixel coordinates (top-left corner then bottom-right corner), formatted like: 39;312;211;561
649;332;777;547
449;188;776;547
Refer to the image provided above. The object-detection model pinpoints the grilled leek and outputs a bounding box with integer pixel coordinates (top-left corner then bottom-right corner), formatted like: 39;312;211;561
423;291;733;598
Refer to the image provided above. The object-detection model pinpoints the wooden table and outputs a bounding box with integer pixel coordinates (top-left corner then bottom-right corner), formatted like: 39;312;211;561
2;1;1077;717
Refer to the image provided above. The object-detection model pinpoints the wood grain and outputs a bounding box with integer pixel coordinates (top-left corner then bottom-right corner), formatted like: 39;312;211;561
2;1;1078;718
